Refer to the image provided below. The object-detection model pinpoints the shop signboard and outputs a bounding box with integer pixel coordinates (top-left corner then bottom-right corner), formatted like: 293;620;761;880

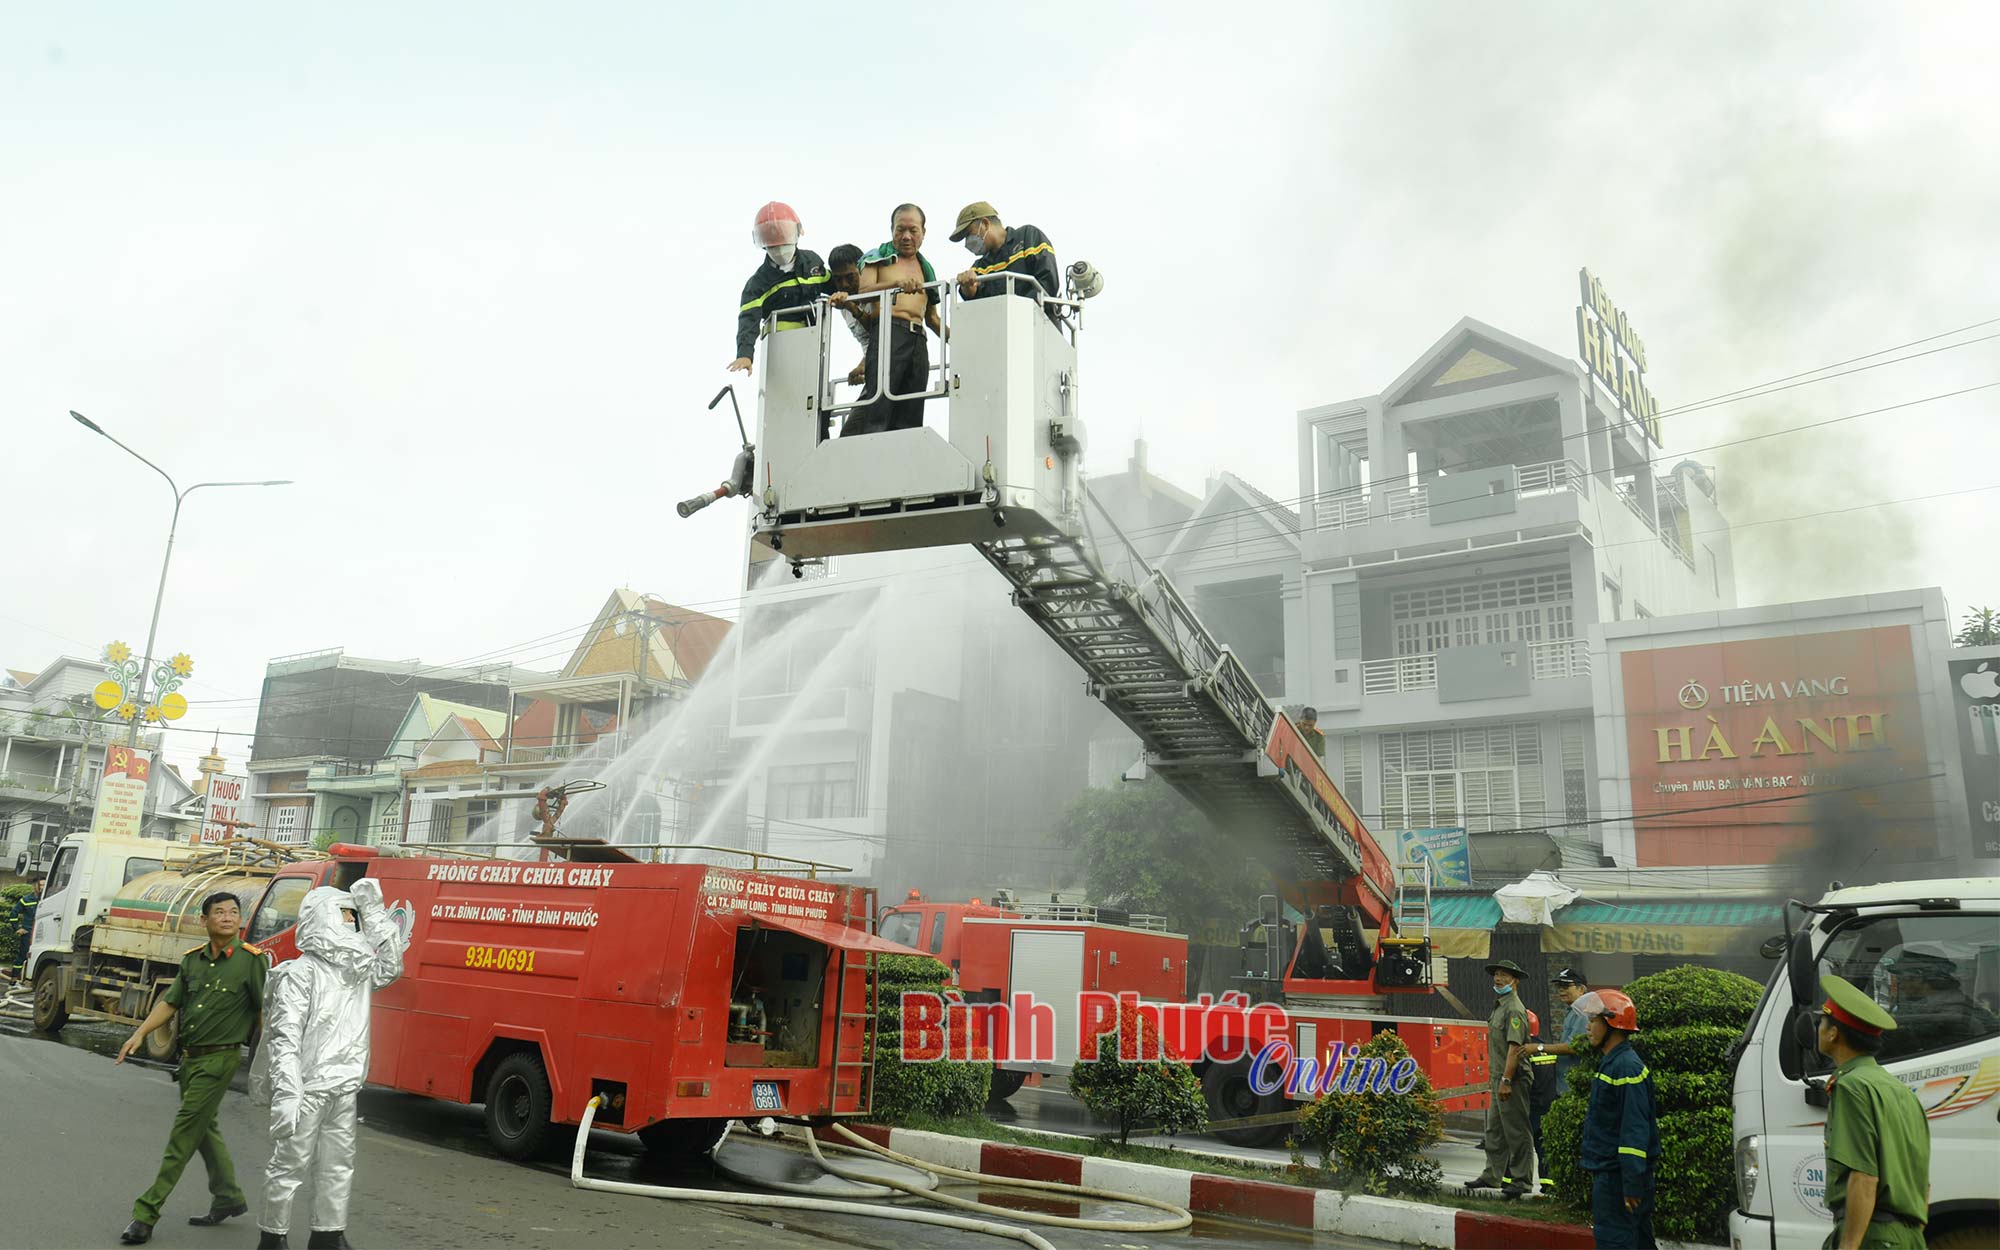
1948;656;2000;859
1395;826;1472;889
1620;626;1931;866
198;772;250;845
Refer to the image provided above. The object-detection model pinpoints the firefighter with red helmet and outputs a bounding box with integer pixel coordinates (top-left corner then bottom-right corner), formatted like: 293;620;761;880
1576;988;1661;1249
729;201;829;375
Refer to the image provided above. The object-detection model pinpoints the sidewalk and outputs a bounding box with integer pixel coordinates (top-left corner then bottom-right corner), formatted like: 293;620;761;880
822;1120;1725;1250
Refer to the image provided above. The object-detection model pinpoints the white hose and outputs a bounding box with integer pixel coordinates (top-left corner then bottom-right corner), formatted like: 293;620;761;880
569;1097;1058;1250
812;1121;1194;1233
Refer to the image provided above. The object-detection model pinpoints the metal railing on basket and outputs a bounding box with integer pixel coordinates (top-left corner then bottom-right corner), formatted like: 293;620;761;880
762;270;1085;439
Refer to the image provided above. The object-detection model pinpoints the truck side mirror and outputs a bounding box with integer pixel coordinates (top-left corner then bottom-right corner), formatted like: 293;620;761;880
1786;930;1817;1010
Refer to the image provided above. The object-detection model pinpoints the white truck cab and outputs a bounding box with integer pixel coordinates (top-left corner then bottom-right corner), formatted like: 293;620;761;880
1730;878;2000;1249
25;831;170;981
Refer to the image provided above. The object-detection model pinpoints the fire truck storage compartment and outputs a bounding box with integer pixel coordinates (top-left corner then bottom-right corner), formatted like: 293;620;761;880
1009;929;1085;1065
727;924;827;1067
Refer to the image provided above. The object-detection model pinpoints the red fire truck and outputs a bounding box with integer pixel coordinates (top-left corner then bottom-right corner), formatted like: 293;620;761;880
241;840;904;1160
878;889;1189;1100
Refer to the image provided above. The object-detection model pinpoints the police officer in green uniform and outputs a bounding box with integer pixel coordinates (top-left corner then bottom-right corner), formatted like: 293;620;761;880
115;891;267;1245
1470;958;1535;1196
1816;975;1931;1250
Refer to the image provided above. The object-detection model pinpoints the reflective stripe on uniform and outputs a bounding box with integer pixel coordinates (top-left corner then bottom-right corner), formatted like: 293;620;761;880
1597;1065;1650;1085
1619;1146;1648;1158
739;273;829;312
973;242;1053;276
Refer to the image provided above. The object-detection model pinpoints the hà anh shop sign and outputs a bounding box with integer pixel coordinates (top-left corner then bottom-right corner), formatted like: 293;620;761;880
1575;268;1661;444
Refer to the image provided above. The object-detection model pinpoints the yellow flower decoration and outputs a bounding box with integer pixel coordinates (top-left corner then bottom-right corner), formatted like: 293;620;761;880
116;702;138;721
105;641;132;664
169;653;194;678
143;706;162;723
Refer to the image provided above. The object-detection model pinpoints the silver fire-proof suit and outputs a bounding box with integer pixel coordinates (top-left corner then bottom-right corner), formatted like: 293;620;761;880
251;880;405;1237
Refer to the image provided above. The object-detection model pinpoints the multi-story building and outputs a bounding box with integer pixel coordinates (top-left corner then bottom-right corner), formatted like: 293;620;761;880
2;658;194;870
720;440;1200;899
1290;317;1736;877
247;648;546;844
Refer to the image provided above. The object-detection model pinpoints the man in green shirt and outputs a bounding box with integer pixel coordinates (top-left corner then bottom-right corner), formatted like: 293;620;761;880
1816;974;1931;1250
115;890;268;1245
1471;958;1536;1197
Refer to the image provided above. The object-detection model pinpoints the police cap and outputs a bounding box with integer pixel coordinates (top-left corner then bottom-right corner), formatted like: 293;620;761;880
1821;973;1897;1036
1886;947;1961;984
1551;966;1587;987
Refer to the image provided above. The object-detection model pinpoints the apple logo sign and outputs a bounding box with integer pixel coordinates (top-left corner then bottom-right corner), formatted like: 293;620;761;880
1964;662;2000;701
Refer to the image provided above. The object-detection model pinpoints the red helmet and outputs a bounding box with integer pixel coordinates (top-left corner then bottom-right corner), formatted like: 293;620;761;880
1574;989;1640;1033
752;201;801;248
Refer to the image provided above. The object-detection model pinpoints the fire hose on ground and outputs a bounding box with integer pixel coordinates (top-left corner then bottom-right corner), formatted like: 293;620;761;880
568;1097;1192;1249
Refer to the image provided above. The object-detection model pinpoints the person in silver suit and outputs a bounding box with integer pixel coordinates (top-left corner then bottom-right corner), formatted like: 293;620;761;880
252;880;404;1249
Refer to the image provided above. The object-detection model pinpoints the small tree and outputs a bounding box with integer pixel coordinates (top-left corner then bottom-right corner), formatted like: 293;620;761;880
1067;999;1208;1146
1290;1031;1444;1198
1957;606;2000;647
1541;965;1759;1242
869;954;992;1123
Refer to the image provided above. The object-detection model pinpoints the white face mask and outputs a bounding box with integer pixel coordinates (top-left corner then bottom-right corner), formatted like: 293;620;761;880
963;227;987;255
766;244;797;271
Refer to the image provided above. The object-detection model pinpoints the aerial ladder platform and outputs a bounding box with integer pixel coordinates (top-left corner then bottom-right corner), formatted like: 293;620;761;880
680;267;1434;999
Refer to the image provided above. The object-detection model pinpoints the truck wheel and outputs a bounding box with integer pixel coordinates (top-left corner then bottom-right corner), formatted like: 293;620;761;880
1928;1225;1999;1249
142;989;179;1062
1201;1057;1289;1147
483;1052;553;1160
987;1068;1028;1104
637;1117;729;1162
31;964;67;1033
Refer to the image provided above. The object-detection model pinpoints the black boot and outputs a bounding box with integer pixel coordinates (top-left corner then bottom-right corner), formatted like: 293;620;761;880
305;1232;352;1250
257;1234;289;1250
118;1221;153;1245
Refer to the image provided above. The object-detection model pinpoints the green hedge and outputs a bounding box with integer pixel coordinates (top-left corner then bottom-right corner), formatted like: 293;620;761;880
1625;965;1763;1029
1634;1024;1739;1083
869;955;992;1122
1540;965;1761;1241
1289;1031;1444;1198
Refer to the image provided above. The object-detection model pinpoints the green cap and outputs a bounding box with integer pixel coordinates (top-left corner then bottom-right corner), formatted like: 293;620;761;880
1822;973;1897;1036
1485;958;1527;978
1886;946;1962;983
950;201;998;243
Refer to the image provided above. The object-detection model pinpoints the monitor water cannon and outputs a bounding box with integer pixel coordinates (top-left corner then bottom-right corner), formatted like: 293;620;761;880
1065;260;1105;301
676;386;756;519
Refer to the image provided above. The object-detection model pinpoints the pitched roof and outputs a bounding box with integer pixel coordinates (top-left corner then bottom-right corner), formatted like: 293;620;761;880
451;715;502;756
6;669;39;687
1218;471;1299;534
404;758;486;780
640;597;733;681
416;693;508;739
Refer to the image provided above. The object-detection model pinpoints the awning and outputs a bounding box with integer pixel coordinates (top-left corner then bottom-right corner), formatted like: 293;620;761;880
1427;894;1502;960
1540;899;1784;957
723;909;921;959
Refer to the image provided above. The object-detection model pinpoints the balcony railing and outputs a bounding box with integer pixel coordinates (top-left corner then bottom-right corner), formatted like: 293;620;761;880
1361;653;1438;694
1361;639;1590;695
1315;458;1586;532
1658;522;1696;570
1613;483;1656;531
1518;458;1588;499
1529;638;1591;680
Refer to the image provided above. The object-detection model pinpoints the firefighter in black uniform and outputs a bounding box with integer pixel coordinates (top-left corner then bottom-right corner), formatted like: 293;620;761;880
950;201;1062;318
728;201;829;376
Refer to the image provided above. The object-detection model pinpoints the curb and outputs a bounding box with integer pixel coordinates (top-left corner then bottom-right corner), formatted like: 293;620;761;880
818;1124;1605;1249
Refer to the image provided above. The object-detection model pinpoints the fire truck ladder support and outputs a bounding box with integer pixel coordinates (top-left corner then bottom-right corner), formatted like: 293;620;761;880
831;889;879;1115
973;487;1385;911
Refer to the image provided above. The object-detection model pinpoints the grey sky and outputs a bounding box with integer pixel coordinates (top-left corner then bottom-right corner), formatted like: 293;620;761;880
5;2;1996;778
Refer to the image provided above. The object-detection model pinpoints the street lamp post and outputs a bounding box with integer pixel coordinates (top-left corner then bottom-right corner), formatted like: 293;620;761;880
70;410;292;748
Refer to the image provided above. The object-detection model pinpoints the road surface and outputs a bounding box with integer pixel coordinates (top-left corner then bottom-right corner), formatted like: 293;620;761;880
0;1018;1395;1250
